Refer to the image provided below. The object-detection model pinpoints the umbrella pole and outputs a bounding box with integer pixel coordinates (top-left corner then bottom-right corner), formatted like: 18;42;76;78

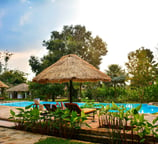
70;80;73;103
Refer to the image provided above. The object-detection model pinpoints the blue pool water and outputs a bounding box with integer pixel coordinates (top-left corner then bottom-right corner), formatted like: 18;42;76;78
0;101;158;114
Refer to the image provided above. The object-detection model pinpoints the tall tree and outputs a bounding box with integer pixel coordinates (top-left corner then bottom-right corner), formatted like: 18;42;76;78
0;70;27;86
125;47;157;87
105;64;126;87
0;51;13;73
29;25;108;74
29;82;65;101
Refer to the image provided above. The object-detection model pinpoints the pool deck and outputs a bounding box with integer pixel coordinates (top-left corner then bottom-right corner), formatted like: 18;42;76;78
0;101;96;144
0;102;158;128
0;101;158;144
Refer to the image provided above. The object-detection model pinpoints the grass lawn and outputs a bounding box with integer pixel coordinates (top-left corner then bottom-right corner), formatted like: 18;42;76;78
35;137;93;144
55;98;69;102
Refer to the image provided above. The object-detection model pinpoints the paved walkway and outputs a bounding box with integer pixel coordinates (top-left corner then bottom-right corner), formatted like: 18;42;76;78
0;127;51;144
0;120;14;127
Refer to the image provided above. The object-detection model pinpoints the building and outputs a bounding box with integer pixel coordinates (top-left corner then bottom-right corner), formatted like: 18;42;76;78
7;83;29;99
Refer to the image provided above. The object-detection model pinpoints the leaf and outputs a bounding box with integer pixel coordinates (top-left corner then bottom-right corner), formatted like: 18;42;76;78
135;104;142;112
139;114;145;122
85;123;91;128
152;116;158;124
153;132;158;138
10;110;15;116
140;138;145;143
25;104;33;109
8;116;13;119
112;102;119;110
105;105;110;112
16;108;24;112
146;122;152;127
81;111;86;117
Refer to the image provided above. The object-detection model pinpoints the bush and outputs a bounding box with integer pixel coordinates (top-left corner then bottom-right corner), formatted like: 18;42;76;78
143;83;158;102
10;104;89;138
98;102;158;143
28;82;65;101
83;82;158;103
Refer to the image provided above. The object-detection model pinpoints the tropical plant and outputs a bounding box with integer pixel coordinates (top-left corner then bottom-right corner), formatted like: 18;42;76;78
105;64;127;88
52;108;89;138
81;97;97;108
9;104;89;138
98;102;158;143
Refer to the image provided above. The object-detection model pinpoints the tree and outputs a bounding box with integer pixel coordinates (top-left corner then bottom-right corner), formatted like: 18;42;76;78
125;47;157;87
125;47;158;102
29;25;108;74
29;82;65;101
0;51;13;73
0;70;27;86
105;64;126;87
104;64;126;98
29;25;108;101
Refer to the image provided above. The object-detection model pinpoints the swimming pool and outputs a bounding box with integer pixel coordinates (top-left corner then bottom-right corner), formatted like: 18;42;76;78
0;101;158;114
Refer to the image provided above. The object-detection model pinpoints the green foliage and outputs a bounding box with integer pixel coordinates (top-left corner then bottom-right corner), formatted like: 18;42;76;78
9;104;39;129
126;47;158;87
125;47;158;101
98;102;158;143
52;108;89;138
10;104;89;138
28;82;65;101
84;84;128;102
105;64;127;87
81;97;97;108
0;70;27;86
29;25;108;74
83;82;158;103
35;137;92;144
143;82;158;102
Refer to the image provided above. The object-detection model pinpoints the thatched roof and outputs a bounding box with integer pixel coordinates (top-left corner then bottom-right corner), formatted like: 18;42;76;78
33;54;111;83
6;83;29;92
0;81;9;88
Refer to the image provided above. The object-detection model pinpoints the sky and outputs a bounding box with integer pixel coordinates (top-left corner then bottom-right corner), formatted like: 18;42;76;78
0;0;158;80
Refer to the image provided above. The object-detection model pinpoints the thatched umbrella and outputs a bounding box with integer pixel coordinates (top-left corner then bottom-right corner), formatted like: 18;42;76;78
33;54;111;103
0;81;8;97
0;81;8;88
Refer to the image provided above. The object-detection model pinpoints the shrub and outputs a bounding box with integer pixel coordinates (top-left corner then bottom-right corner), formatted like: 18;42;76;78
9;104;89;138
98;102;158;143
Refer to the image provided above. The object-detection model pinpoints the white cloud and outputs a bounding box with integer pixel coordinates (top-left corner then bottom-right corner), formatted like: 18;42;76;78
8;45;48;80
19;12;32;26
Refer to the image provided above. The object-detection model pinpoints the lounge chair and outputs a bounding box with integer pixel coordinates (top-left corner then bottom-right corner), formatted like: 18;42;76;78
43;104;57;112
0;97;4;100
60;102;65;110
64;103;96;121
